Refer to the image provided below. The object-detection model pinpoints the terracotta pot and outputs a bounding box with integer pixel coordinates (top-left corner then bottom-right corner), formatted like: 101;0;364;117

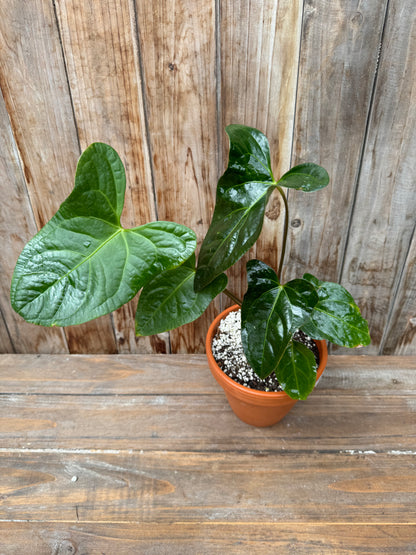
206;304;328;427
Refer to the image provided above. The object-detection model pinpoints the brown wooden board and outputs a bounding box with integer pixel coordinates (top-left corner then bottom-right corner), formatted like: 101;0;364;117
218;0;304;304
285;1;388;284
382;235;416;355
54;0;167;354
134;0;220;353
0;451;415;523
0;353;415;552
0;0;117;354
339;0;416;354
0;523;414;554
0;68;67;354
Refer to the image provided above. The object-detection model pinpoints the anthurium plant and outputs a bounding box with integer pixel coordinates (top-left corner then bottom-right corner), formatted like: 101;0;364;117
11;125;370;400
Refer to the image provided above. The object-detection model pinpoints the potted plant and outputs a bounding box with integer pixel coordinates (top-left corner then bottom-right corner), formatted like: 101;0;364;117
11;125;370;426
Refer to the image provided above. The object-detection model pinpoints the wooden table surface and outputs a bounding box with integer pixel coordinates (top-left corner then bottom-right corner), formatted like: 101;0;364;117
0;354;415;554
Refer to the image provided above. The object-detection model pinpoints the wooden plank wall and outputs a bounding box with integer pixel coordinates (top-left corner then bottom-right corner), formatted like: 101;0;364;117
0;0;414;355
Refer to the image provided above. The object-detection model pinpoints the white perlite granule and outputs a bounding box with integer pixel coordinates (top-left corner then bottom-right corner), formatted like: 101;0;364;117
211;309;282;392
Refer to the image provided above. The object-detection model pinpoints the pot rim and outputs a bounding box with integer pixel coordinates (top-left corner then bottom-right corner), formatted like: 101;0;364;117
206;304;328;401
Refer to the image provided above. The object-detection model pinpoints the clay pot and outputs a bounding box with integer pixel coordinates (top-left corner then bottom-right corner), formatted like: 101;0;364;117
206;304;328;427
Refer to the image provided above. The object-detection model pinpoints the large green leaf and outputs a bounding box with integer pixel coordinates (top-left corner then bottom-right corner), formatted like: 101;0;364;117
241;260;318;380
135;254;227;335
194;125;276;291
10;143;196;327
275;341;317;400
301;274;371;347
277;163;329;192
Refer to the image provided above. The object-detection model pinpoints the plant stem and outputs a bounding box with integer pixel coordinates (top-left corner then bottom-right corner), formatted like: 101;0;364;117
276;185;289;282
224;288;242;306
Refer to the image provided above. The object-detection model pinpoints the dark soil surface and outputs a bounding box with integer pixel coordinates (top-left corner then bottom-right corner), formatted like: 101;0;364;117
211;309;320;392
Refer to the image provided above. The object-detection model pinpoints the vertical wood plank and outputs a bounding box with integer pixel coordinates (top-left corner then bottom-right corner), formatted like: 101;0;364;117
219;0;303;300
340;0;416;354
0;0;117;354
382;233;416;354
54;0;169;354
135;0;219;353
0;63;67;353
285;0;388;290
0;313;14;353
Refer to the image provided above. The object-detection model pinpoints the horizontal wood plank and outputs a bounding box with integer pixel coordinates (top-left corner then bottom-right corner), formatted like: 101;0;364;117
0;451;415;524
0;353;414;553
0;392;414;453
0;522;414;554
0;355;415;454
0;354;414;395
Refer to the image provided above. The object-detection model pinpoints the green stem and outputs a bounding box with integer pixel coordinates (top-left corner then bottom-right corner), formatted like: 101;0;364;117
224;288;242;307
276;185;289;282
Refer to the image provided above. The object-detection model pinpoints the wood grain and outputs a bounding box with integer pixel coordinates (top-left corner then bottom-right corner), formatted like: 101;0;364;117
0;523;414;554
0;355;415;453
339;0;416;354
382;234;416;354
0;451;415;523
135;0;220;353
0;353;415;552
219;0;303;301
285;0;388;287
54;0;166;354
0;51;67;354
0;1;414;360
0;354;414;395
0;0;117;354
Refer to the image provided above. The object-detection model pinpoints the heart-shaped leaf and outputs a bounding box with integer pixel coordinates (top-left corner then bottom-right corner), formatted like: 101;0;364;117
11;143;196;326
275;340;317;400
301;274;371;347
194;125;276;291
241;260;318;379
278;163;329;192
135;254;227;335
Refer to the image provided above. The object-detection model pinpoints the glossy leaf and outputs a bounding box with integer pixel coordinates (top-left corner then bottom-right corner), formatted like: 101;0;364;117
278;163;329;192
275;341;317;400
301;274;371;347
194;125;276;291
11;143;196;326
136;254;227;335
241;260;318;379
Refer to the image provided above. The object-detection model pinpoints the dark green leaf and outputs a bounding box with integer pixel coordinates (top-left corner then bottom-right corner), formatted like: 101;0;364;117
275;341;317;400
241;260;318;379
301;274;371;347
278;163;329;192
135;255;227;335
195;125;276;291
10;143;196;326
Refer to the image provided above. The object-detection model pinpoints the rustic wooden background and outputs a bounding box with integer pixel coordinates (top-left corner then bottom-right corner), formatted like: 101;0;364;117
0;0;414;356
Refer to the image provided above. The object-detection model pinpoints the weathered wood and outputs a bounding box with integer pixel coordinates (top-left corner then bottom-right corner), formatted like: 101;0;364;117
0;355;415;453
0;353;414;552
340;0;416;354
0;451;414;523
0;390;414;453
0;0;414;361
219;0;303;301
0;0;117;354
0;354;414;395
0;523;414;554
135;0;220;352
0;57;67;354
382;234;416;354
54;0;166;355
0;314;14;354
285;0;388;286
